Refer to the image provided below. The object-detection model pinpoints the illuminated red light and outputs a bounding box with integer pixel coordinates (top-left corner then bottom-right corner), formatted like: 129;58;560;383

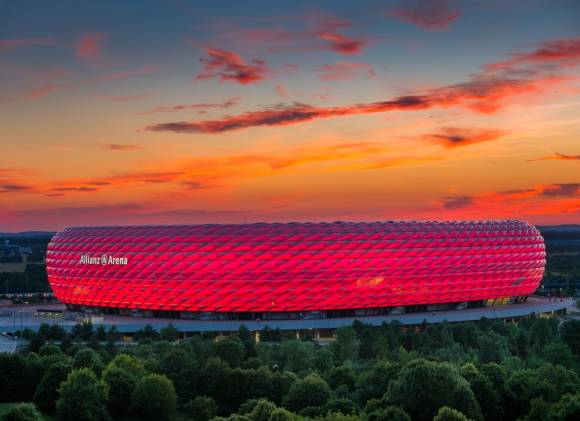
46;220;545;312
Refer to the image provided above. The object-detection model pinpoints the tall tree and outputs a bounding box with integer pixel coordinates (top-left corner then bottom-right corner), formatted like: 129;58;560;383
101;366;137;418
282;373;331;413
332;327;360;363
56;368;110;421
33;362;72;413
130;373;177;421
385;359;482;421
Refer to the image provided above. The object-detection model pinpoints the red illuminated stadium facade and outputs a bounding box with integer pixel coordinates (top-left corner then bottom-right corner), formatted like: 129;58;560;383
46;220;546;320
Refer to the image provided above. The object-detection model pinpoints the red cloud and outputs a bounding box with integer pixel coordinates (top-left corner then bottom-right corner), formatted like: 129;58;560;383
146;96;430;134
389;0;461;31
141;97;241;115
217;15;368;57
0;37;59;50
195;47;269;84
486;38;580;71
529;152;580;162
540;183;580;197
420;127;509;148
25;83;59;100
318;61;376;80
439;183;580;211
315;30;367;55
51;187;99;192
440;195;474;209
146;36;580;134
75;32;109;62
105;144;141;151
0;183;35;194
275;84;291;99
144;76;548;134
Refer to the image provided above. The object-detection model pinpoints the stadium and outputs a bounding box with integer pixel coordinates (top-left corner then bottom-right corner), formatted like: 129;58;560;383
42;220;557;330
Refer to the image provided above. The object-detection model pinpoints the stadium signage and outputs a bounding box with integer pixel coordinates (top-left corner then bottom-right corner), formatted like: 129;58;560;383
79;255;128;266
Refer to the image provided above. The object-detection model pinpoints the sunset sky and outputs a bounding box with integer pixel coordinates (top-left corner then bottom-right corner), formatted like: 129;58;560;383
1;0;580;231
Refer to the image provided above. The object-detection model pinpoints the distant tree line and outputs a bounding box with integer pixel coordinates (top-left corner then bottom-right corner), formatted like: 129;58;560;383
0;265;50;294
1;316;580;421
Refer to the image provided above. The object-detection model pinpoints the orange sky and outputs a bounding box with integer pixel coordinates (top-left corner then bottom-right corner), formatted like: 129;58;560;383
1;1;580;231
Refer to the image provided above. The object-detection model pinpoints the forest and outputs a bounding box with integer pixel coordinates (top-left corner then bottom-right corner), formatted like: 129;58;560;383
1;317;580;421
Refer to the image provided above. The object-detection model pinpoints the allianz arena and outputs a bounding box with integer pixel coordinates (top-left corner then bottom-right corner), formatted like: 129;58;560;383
45;220;546;320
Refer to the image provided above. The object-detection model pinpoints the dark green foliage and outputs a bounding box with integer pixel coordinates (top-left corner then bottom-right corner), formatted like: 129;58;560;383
549;393;580;421
0;264;49;293
214;336;245;367
183;396;218;421
331;327;359;363
73;348;104;374
130;373;177;421
33;361;71;412
101;367;137;418
325;365;356;391
0;354;38;402
312;347;334;372
542;340;577;368
56;368;110;421
385;359;482;421
461;365;503;421
2;314;580;421
279;340;313;373
433;406;470;421
71;322;94;341
477;331;508;363
159;323;179;341
561;320;580;354
0;403;43;421
365;405;411;421
105;353;146;378
158;347;198;403
238;325;257;359
355;361;398;404
283;373;331;412
530;318;558;348
268;408;295;421
28;333;45;353
238;399;260;415
324;398;357;415
38;344;62;357
248;399;276;421
133;324;158;340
